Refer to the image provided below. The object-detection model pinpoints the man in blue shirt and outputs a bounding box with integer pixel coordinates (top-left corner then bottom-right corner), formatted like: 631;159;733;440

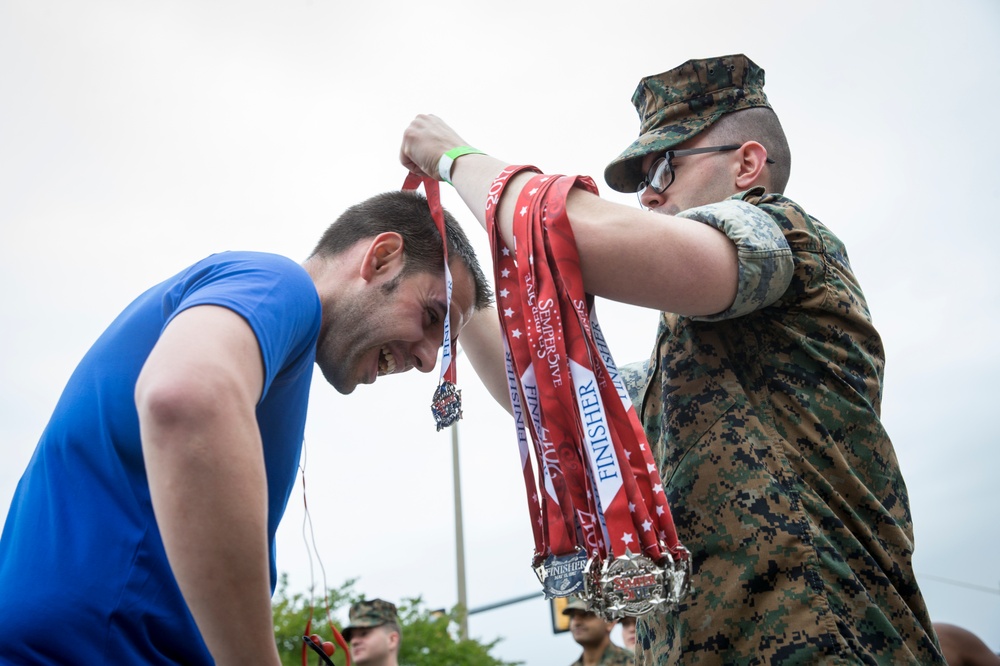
0;190;491;665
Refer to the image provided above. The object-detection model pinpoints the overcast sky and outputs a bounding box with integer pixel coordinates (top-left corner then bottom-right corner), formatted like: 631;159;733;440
2;1;998;664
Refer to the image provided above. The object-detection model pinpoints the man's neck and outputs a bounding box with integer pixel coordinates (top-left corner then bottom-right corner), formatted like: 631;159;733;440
356;657;398;666
580;639;610;666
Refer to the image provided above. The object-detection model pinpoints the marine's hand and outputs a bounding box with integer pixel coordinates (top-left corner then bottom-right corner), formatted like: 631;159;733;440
400;114;469;180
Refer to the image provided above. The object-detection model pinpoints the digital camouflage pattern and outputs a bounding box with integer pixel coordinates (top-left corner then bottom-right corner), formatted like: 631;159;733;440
604;54;771;193
342;598;399;641
674;197;793;319
569;642;635;666
618;191;944;665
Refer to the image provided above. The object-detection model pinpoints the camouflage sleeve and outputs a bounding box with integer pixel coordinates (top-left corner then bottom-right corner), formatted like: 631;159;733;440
676;199;793;320
619;360;650;408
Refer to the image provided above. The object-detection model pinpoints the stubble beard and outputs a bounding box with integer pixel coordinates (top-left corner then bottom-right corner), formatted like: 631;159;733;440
316;274;403;394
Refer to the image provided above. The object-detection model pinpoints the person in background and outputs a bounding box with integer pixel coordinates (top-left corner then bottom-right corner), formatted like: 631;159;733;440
344;599;403;666
619;616;637;652
934;623;1000;666
563;598;634;666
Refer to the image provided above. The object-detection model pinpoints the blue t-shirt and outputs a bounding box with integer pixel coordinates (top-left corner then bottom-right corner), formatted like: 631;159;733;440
0;252;321;664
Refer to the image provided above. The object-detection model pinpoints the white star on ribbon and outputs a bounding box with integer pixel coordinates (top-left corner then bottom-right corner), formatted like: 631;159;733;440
529;188;538;195
625;450;632;460
520;206;528;216
640;443;646;451
656;505;665;516
499;288;509;298
502;247;510;256
504;308;514;318
653;484;663;494
512;329;522;338
501;268;510;278
621;532;634;546
628;502;636;513
647;463;657;473
642;519;653;532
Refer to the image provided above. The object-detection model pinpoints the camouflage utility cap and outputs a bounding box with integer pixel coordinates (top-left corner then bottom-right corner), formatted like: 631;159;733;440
605;54;771;193
562;597;591;616
342;599;399;641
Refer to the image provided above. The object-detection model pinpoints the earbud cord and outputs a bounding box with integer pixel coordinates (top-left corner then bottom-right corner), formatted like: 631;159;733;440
299;438;351;665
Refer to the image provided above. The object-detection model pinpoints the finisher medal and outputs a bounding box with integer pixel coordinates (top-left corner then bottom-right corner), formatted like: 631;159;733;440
665;545;693;606
483;165;692;620
431;380;462;431
534;549;589;599
400;173;463;432
593;552;668;619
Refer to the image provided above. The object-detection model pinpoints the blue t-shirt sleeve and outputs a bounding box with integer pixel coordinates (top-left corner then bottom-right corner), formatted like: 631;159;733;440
161;252;321;399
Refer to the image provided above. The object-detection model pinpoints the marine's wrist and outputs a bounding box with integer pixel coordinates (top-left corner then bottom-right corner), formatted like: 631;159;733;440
438;146;486;185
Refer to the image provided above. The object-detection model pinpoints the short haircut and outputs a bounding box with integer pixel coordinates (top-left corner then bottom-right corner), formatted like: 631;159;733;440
704;107;791;194
382;621;402;651
311;190;492;310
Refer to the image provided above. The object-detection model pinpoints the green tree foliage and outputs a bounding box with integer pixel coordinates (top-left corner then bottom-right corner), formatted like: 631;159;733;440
273;574;356;666
272;575;521;666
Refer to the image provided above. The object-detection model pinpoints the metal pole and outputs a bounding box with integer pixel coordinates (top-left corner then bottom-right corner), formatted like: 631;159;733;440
452;420;469;640
468;591;545;615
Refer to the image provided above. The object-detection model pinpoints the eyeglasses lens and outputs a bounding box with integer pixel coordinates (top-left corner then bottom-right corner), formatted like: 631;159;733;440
649;157;672;193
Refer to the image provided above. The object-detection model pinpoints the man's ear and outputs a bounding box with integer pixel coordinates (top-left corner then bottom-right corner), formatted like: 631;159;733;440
734;140;770;191
359;232;405;283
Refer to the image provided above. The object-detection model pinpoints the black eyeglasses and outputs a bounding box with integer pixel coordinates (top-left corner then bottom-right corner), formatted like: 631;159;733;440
636;144;775;196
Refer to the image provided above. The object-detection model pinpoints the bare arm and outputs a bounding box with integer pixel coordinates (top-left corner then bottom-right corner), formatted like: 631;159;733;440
135;305;281;666
402;115;738;414
459;307;513;415
400;114;738;316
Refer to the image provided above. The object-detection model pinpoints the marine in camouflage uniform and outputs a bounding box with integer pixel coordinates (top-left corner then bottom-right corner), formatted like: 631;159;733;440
343;599;400;640
569;642;636;666
605;55;944;664
564;597;636;666
343;599;401;666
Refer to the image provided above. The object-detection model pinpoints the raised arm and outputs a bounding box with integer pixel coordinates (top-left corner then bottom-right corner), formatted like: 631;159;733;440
135;305;281;666
458;306;513;415
400;114;739;316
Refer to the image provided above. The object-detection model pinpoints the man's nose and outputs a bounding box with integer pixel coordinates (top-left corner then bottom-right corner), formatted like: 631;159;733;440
410;335;439;374
639;186;665;210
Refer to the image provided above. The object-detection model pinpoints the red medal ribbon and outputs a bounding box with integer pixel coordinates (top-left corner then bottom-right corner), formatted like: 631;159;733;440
487;165;577;561
486;168;687;571
512;175;605;559
402;174;461;430
541;176;683;560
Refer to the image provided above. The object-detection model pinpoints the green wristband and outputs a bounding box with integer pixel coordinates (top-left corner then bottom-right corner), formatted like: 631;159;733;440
438;146;485;185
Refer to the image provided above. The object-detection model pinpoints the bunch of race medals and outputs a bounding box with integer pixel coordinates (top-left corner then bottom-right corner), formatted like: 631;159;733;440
402;174;464;431
485;166;691;620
